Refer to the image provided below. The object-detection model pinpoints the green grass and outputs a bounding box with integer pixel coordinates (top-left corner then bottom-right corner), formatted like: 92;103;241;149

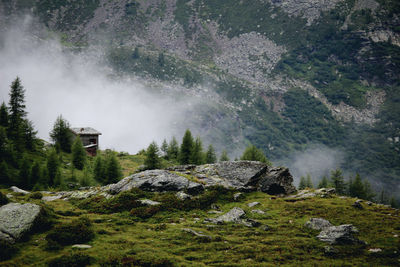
1;188;399;266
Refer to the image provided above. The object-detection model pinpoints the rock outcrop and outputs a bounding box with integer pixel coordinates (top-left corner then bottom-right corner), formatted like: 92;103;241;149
205;207;261;227
317;224;365;245
0;203;41;244
305;218;333;231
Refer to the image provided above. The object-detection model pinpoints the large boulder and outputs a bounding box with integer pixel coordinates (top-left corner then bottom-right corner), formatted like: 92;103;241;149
317;224;365;245
0;203;41;244
106;170;204;195
305;218;333;231
258;167;296;195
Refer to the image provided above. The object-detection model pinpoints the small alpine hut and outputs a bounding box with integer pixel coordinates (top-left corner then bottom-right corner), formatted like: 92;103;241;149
70;127;102;156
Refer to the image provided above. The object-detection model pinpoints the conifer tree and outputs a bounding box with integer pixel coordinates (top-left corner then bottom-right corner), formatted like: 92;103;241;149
0;127;7;160
219;150;230;162
179;129;194;165
349;173;365;199
29;161;41;190
190;137;204;165
305;174;313;188
161;139;169;159
8;77;27;149
50;115;73;153
144;142;161;170
22;119;37;151
105;153;122;184
205;144;217;164
363;180;375;201
0;161;10;185
0;102;8;128
72;138;86;170
240;144;270;165
167;137;179;161
330;169;346;195
18;155;31;189
318;176;329;188
47;149;59;187
93;155;106;184
299;176;307;190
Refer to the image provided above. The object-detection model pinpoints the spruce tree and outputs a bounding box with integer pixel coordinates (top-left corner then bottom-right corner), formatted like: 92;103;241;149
144;142;161;170
105;153;122;184
318;176;329;188
47;149;59;187
219;150;230;162
167;137;179;161
50;115;73;153
161;139;169;159
93;155;106;184
18;155;31;189
179;129;194;165
72;138;86;170
0;161;10;185
299;176;307;190
190;137;204;165
240;145;270;165
8;77;27;149
363;180;375;201
349;173;365;198
0;102;8;128
205;144;217;164
330;169;346;195
22;119;37;151
305;174;313;188
0;127;7;161
29;161;41;190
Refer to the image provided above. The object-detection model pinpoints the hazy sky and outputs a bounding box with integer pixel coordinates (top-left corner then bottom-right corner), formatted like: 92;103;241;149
0;16;190;153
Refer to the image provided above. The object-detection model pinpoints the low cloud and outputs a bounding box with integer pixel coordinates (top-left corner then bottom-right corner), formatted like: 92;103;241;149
0;16;194;153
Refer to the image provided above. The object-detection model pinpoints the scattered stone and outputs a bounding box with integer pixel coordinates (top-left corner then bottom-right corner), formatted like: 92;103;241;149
324;246;338;256
42;195;63;202
138;199;161;206
208;210;222;214
317;224;365;245
251;209;265;214
261;225;270;231
205;207;261;228
366;201;373;206
182;228;212;241
240;218;261;227
0;203;41;244
305;218;333;231
211;204;221;210
286;188;336;201
233;192;243;201
352;200;364;209
72;244;92;249
176;191;191;200
248;202;260;208
6;194;13;199
394;234;398;238
10;186;30;195
368;248;382;253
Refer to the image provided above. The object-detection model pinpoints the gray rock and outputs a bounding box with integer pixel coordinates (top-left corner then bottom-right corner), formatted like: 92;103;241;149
0;203;41;243
72;244;92;249
352;200;364;209
233;192;243;201
317;224;365;245
248;202;260;208
251;209;265;214
10;186;30;195
176;191;191;200
262;225;270;231
106;170;204;195
368;248;382;253
305;218;333;231
205;207;260;227
138;199;161;206
182;228;212;241
258;167;296;195
41;195;63;202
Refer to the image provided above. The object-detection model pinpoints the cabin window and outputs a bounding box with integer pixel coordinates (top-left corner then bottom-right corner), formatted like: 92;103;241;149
89;138;97;144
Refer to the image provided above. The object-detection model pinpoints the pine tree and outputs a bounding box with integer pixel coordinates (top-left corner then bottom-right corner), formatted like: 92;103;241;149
29;161;42;190
72;138;86;170
349;173;365;199
305;174;313;188
299;176;307;190
161;139;169;159
18;155;31;189
93;155;106;184
0;127;7;161
330;169;346;195
144;142;161;170
179;129;194;165
240;145;271;164
219;150;230;162
318;176;329;188
47;149;59;187
8;77;27;149
390;197;398;208
0;102;8;128
363;180;375;201
105;153;122;184
22;119;37;151
0;161;10;185
50;115;73;153
190;137;204;165
167;137;179;161
205;144;217;164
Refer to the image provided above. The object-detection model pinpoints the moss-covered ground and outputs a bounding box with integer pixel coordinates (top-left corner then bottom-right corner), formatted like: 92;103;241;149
1;187;399;266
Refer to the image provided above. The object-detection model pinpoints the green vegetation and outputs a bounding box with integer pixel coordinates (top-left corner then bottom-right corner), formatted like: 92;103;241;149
240;144;271;165
50;115;73;153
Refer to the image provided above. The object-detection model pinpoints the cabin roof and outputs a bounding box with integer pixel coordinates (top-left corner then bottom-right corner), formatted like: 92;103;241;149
71;127;102;135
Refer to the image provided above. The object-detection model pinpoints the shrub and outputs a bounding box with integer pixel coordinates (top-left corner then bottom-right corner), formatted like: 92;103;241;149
47;253;93;267
27;191;43;200
45;217;94;247
130;205;161;219
0;191;9;206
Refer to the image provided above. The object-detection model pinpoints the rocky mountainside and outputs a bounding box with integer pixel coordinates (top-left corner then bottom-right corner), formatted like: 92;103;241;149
0;161;399;265
1;0;400;190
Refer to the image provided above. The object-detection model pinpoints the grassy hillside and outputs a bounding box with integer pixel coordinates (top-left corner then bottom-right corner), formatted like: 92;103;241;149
1;187;399;266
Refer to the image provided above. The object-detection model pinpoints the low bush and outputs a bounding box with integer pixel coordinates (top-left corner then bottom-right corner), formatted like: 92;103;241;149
0;191;9;206
47;252;93;267
45;217;94;248
130;205;161;219
27;191;43;200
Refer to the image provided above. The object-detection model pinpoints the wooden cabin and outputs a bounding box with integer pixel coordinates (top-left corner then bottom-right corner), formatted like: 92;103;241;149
70;127;102;156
